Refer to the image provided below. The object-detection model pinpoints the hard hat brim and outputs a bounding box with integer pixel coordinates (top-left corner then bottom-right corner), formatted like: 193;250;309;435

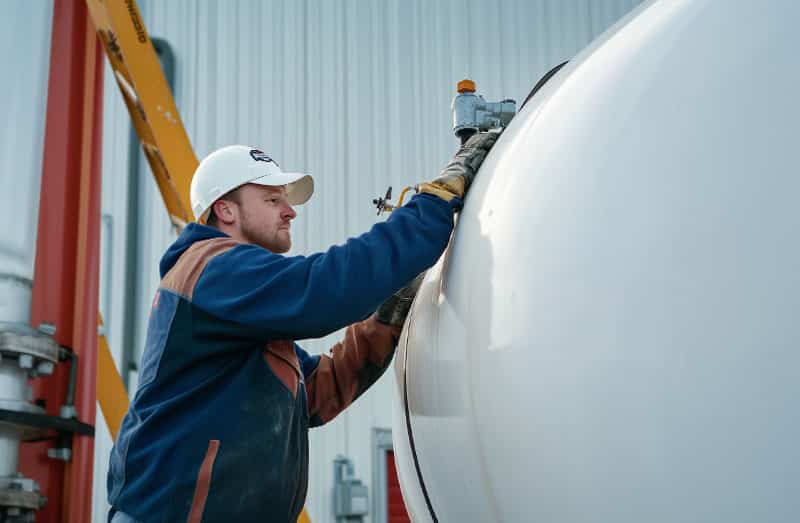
250;172;314;205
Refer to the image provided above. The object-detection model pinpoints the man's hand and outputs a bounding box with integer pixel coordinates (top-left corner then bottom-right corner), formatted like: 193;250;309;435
375;272;425;329
418;131;499;202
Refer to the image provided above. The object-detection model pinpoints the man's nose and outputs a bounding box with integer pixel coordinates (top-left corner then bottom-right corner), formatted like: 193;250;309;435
281;204;297;221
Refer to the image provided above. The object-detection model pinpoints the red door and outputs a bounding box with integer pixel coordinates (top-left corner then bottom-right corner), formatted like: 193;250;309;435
386;450;411;523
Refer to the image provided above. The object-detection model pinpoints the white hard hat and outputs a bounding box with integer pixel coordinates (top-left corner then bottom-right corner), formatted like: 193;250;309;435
190;145;314;223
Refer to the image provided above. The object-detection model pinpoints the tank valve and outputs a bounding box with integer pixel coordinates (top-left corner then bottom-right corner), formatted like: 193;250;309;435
452;79;516;144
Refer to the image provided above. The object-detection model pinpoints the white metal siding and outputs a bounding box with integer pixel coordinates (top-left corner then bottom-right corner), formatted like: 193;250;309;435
95;1;643;521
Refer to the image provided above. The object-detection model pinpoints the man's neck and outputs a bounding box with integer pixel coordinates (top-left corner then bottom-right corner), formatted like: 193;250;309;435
216;223;245;243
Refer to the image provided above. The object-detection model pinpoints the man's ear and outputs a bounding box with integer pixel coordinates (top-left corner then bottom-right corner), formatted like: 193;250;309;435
212;199;237;225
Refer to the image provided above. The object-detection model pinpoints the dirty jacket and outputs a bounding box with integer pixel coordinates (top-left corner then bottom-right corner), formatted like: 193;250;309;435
107;193;458;522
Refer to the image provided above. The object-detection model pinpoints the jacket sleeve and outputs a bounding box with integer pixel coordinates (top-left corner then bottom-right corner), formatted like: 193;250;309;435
192;193;457;340
298;316;400;428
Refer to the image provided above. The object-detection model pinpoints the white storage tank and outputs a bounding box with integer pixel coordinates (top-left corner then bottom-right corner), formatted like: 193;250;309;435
394;0;800;521
0;0;55;514
0;2;52;326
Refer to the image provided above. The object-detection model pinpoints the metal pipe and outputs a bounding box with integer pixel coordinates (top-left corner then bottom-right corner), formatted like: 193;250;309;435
62;349;77;409
0;365;29;476
0;276;31;479
0;428;21;477
0;274;33;325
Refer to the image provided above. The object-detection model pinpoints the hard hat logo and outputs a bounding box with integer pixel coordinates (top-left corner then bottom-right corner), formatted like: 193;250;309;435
250;149;278;166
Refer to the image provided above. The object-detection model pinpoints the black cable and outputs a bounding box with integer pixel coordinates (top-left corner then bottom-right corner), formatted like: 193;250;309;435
519;60;569;111
402;328;439;522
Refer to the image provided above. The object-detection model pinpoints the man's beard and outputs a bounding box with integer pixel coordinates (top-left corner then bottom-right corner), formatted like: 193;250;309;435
240;213;291;254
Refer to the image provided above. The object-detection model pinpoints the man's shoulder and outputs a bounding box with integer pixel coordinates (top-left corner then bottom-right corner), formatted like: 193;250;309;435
161;237;241;300
183;236;242;260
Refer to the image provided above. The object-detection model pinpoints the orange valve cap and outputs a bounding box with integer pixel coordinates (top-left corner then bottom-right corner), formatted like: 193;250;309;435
457;79;476;93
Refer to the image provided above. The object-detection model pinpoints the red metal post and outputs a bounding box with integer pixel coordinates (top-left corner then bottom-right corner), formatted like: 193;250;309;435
24;0;104;521
63;20;104;523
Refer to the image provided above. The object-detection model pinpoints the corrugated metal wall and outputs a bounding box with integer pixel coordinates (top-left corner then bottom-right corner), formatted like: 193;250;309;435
94;1;643;521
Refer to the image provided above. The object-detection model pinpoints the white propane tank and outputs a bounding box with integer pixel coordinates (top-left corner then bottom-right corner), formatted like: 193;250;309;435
392;0;800;521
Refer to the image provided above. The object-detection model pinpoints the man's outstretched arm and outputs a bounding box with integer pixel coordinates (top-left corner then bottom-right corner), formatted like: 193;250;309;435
300;273;424;426
192;132;498;342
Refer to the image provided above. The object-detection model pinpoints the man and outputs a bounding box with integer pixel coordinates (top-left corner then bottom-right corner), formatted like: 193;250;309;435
107;132;497;522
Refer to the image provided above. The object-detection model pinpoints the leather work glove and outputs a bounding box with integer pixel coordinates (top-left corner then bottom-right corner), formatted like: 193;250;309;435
375;272;426;329
418;131;499;202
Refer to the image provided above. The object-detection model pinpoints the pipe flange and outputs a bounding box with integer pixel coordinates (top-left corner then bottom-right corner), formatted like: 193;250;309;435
0;491;43;509
0;327;60;376
0;475;46;511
